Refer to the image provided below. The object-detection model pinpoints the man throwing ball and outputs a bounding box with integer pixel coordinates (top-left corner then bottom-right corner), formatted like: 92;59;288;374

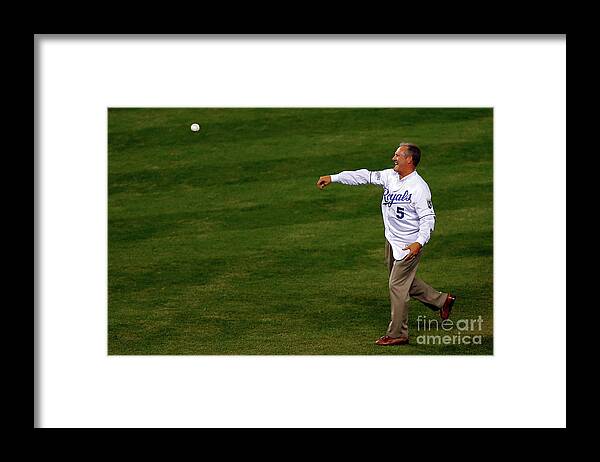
316;143;456;346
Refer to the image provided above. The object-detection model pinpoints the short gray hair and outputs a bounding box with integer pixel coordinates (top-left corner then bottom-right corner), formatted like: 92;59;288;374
399;143;421;167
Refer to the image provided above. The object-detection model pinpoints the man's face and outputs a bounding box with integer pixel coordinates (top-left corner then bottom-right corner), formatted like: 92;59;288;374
392;146;411;173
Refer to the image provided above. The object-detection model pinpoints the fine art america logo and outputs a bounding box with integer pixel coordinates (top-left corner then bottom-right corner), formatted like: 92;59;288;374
416;315;484;345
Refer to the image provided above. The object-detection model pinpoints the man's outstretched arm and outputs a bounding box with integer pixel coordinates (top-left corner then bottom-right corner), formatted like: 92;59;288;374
316;169;386;189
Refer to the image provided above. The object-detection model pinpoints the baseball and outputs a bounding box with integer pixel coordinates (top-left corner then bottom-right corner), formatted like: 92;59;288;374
190;123;200;132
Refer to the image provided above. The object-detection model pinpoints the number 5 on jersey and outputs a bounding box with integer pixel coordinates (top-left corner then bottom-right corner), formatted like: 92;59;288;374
396;206;405;219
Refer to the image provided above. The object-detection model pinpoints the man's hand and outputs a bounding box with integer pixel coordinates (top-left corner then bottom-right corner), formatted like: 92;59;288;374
316;175;332;190
402;242;422;262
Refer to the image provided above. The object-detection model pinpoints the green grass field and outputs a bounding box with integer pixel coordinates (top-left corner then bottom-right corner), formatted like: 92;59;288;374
108;108;493;355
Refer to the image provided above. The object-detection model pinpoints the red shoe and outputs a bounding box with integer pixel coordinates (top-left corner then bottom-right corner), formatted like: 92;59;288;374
440;294;456;320
375;335;409;346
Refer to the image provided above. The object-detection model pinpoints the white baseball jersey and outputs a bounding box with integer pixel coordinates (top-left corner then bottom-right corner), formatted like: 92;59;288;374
330;169;436;261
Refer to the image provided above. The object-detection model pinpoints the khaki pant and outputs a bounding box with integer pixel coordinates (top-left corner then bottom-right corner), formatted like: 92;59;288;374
385;239;447;338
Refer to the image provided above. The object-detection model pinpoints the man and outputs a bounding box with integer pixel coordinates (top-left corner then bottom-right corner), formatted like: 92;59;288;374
316;143;456;346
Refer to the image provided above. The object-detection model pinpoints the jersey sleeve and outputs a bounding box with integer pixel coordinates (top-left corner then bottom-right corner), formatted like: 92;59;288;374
331;169;389;188
412;183;436;246
367;170;389;188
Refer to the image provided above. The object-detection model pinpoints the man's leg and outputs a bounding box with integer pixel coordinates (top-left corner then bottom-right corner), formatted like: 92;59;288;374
409;277;448;311
386;253;421;339
385;239;394;275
